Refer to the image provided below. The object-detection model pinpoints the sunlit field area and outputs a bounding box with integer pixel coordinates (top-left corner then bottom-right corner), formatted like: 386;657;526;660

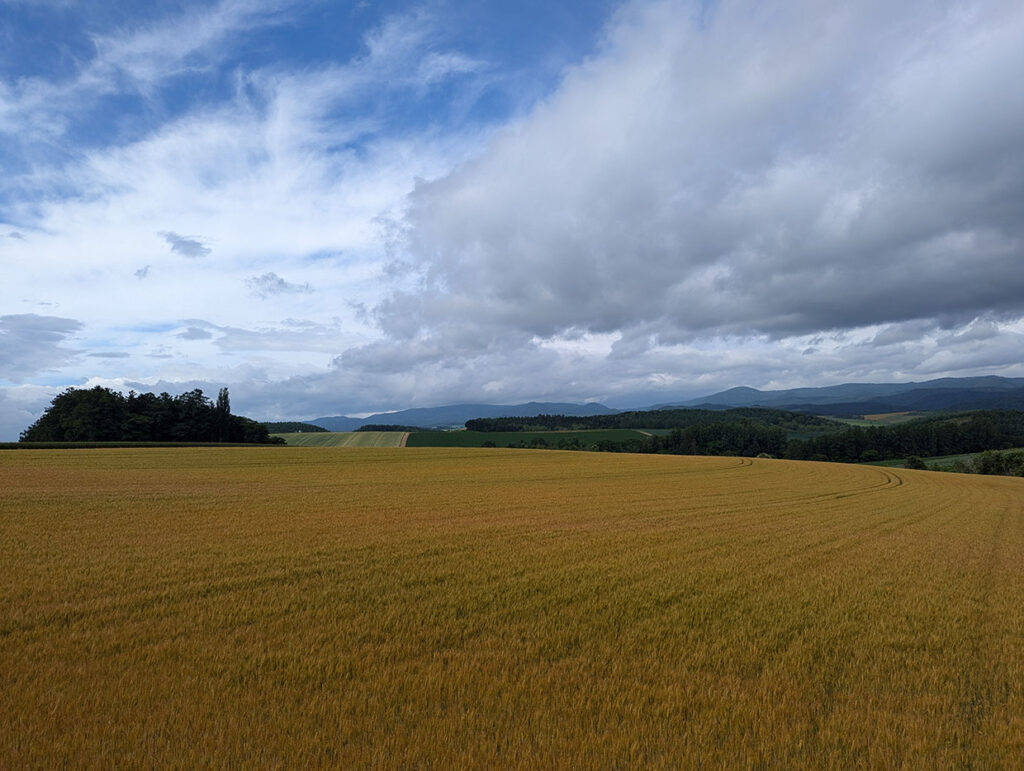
2;448;1023;766
272;431;407;447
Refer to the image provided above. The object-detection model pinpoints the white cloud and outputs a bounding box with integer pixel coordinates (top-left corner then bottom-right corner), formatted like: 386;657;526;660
0;14;480;336
246;272;313;298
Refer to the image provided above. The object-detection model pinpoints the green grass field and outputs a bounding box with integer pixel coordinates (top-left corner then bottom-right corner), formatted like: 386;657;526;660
406;428;649;447
3;447;1023;766
273;431;406;447
865;447;1024;469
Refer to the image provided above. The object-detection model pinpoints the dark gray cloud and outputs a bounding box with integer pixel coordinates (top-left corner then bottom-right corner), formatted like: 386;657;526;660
135;265;150;279
246;272;314;299
176;326;213;340
176;318;343;352
159;231;211;258
6;231;25;240
0;314;81;382
365;0;1024;367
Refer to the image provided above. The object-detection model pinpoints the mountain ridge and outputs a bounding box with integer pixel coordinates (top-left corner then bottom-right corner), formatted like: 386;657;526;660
670;375;1024;409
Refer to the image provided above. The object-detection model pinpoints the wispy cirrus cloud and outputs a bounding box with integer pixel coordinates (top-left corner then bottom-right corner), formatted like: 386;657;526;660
88;0;296;92
0;0;297;132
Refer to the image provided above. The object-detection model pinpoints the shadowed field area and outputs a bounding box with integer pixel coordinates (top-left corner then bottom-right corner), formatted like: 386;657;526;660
405;428;649;447
1;448;1022;766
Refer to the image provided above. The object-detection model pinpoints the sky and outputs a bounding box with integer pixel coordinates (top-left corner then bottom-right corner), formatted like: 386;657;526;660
2;0;1024;438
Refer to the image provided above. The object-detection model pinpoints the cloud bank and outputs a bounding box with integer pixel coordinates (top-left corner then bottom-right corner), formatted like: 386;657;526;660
2;0;1023;436
364;0;1024;373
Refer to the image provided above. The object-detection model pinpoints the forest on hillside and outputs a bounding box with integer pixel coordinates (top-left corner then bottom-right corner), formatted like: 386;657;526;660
465;407;836;433
482;408;1024;474
261;422;327;433
785;411;1024;462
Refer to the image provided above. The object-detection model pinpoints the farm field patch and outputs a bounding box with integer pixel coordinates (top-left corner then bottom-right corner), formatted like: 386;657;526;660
2;448;1023;766
831;412;930;426
273;431;406;447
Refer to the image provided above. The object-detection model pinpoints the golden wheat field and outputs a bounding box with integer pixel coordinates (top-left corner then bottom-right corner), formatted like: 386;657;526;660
2;447;1023;767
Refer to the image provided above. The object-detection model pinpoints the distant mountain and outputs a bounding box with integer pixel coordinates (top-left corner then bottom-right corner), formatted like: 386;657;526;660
669;376;1024;415
778;387;1024;416
310;415;366;432
306;377;1024;431
311;402;618;432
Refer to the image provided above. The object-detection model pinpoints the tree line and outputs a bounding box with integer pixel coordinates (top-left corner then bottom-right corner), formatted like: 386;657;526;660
485;408;1024;463
20;386;283;444
356;424;423;432
495;420;788;457
785;411;1024;462
948;449;1024;476
465;407;835;434
261;422;327;433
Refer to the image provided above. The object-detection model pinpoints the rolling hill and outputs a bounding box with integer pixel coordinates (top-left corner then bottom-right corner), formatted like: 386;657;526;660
300;377;1024;432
